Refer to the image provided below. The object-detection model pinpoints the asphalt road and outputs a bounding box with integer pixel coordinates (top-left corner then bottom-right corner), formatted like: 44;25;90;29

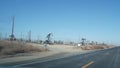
1;47;120;68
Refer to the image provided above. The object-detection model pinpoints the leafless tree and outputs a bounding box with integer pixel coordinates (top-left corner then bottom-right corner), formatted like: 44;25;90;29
45;33;53;44
81;38;86;46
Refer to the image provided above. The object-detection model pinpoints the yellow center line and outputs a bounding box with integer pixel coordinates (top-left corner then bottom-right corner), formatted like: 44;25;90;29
82;61;94;68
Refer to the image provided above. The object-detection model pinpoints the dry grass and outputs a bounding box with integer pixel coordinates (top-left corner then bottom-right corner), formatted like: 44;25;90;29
80;45;113;50
0;40;48;56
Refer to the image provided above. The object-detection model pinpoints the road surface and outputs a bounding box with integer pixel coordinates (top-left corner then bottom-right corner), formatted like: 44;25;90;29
0;46;120;68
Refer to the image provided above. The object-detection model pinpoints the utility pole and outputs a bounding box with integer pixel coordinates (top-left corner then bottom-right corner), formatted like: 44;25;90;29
5;33;7;39
37;35;39;42
28;30;31;42
0;32;2;40
21;32;23;41
10;16;16;41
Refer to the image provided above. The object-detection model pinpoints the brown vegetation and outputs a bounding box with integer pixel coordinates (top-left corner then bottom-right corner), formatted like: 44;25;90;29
80;45;113;50
0;40;48;56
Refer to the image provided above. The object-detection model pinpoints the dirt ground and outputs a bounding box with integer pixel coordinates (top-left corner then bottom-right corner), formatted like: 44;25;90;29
0;43;89;64
0;41;114;64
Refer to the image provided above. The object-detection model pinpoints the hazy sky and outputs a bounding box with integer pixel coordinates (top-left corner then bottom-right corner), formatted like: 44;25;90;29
0;0;120;45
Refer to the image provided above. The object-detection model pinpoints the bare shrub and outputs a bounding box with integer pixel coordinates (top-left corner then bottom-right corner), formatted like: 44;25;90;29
80;45;111;50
